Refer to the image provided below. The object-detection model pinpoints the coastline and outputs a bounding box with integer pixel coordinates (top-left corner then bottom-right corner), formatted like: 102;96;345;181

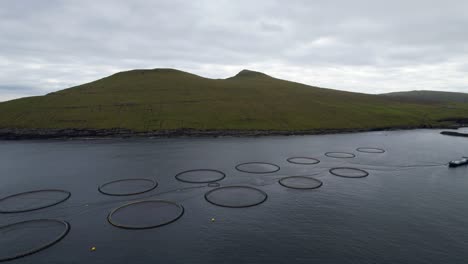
0;124;462;140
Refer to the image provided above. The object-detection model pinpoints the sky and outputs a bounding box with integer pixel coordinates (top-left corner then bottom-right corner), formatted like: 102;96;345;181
1;0;468;101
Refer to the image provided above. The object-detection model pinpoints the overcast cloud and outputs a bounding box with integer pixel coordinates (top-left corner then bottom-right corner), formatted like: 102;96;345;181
1;0;467;101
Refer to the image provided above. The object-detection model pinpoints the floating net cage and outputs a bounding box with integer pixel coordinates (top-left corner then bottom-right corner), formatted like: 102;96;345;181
0;190;71;214
108;200;184;229
278;176;323;189
98;178;158;196
0;219;70;262
175;169;226;184
329;167;369;178
356;147;386;154
287;157;320;165
235;162;280;174
325;152;356;159
204;186;268;208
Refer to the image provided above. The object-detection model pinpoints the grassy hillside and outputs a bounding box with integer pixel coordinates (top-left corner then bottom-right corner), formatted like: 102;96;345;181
0;69;467;132
382;90;468;103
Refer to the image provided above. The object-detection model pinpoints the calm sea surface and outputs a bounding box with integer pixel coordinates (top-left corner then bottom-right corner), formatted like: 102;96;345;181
1;128;467;264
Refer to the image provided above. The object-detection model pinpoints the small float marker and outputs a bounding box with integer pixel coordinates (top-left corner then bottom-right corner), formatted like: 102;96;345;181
90;246;96;251
211;218;215;222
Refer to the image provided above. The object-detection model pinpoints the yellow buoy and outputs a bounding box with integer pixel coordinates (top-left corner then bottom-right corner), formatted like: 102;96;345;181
91;246;96;251
211;218;215;222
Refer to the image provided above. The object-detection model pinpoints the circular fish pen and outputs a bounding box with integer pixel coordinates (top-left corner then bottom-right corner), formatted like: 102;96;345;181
356;147;386;153
325;152;356;159
108;200;184;229
98;178;158;196
175;169;226;184
0;219;70;262
235;162;280;174
278;176;323;190
329;167;369;178
0;190;71;214
204;186;268;208
287;157;320;165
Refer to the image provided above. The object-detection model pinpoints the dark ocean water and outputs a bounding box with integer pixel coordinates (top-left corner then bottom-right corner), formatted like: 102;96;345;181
0;129;467;264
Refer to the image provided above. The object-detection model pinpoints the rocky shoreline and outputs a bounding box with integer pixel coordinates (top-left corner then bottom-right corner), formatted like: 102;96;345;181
0;124;462;140
440;131;468;138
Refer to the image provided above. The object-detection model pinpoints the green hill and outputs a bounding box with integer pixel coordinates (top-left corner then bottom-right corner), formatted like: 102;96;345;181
0;69;467;135
381;90;468;104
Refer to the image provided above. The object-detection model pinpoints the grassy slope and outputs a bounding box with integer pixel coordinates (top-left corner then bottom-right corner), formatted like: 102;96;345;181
0;69;467;131
382;90;468;103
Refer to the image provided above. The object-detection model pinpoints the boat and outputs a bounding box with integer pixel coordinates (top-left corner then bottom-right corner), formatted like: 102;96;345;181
448;158;468;168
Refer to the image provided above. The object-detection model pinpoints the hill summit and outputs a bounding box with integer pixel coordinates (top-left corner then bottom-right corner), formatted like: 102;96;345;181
229;69;272;79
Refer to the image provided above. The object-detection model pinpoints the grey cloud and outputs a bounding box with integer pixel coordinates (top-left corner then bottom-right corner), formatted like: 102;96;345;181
259;22;284;33
0;85;37;92
0;0;467;102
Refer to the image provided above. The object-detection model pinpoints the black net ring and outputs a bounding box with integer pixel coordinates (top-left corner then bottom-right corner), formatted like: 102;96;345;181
278;176;323;190
107;200;184;229
287;157;321;165
235;162;280;174
204;186;268;208
325;152;356;158
329;167;369;178
98;178;158;196
0;219;70;262
0;189;71;214
356;147;386;153
175;169;226;183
